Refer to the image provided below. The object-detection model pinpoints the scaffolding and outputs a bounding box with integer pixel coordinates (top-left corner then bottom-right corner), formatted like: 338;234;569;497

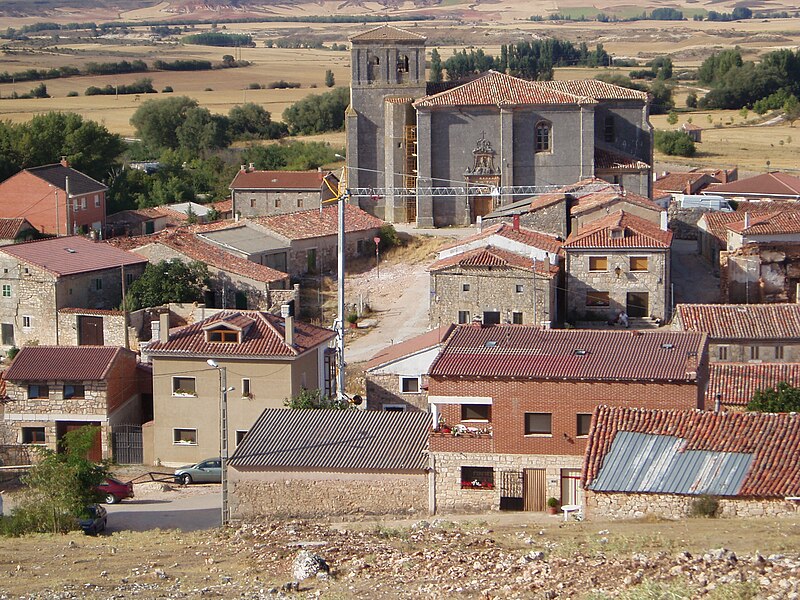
404;125;418;222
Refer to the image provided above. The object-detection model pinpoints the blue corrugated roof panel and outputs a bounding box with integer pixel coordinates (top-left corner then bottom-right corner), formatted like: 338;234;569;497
589;431;752;496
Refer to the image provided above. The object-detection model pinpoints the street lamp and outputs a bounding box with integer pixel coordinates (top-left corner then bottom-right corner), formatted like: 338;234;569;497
207;359;233;526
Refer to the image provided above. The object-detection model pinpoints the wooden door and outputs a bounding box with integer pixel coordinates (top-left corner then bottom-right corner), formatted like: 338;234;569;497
57;421;102;462
471;196;493;223
523;468;547;511
78;316;104;346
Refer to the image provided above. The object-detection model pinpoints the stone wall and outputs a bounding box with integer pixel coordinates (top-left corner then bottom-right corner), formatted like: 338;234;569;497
365;373;428;411
229;469;428;519
234;189;321;219
286;231;380;277
432;451;582;513
667;205;710;240
585;490;799;520
57;311;129;347
721;243;800;304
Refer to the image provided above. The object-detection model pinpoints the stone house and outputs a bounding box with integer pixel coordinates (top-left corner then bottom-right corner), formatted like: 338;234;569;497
230;167;338;218
1;346;145;461
228;409;430;519
427;325;708;513
704;171;800;202
0;159;107;236
706;362;800;410
105;208;169;238
0;236;147;349
347;25;653;227
145;309;335;467
563;211;673;324
365;325;454;411
584;406;800;520
196;222;293;275
680;122;702;143
0;219;37;246
672;303;800;363
252;204;385;276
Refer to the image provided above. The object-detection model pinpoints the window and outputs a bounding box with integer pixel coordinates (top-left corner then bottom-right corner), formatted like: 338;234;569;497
629;256;649;272
515;284;524;293
461;404;490;421
1;323;13;346
718;345;729;361
462;283;470;292
483;311;501;325
235;430;248;446
461;466;494;490
400;376;420;393
512;311;523;324
525;412;552;435
577;414;593;437
64;383;85;399
73;199;79;211
750;346;760;360
458;310;471;324
535;122;551;152
28;384;49;399
22;427;45;444
241;378;251;396
297;197;304;208
1;284;10;297
208;329;238;343
94;194;100;208
173;428;197;445
604;115;615;143
95;278;102;291
589;256;608;272
356;239;367;255
586;291;610;307
250;198;256;208
81;198;87;210
126;273;134;286
776;346;785;360
172;377;196;396
383;404;406;412
22;315;32;329
274;198;280;209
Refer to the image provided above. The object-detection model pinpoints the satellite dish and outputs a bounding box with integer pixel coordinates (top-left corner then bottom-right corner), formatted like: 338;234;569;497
351;394;363;406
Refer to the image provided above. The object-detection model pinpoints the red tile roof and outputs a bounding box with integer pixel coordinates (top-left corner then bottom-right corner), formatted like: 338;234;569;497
428;245;559;276
365;325;455;371
584;406;800;498
385;96;415;104
0;218;34;240
414;71;595;108
563;211;672;249
699;208;776;245
682;122;703;131
707;172;800;197
570;190;662;216
539;79;649;101
673;303;800;339
594;148;650;171
110;229;288;284
725;210;800;235
4;346;130;381
58;308;124;316
146;310;335;358
253;203;384;240
438;222;562;254
350;24;426;42
653;172;714;194
210;199;232;213
707;363;800;406
229;170;326;191
0;236;147;276
429;325;706;382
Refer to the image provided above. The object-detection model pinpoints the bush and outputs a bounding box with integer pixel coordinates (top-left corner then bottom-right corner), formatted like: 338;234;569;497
6;346;18;360
162;86;173;93
547;496;559;508
690;495;719;518
247;82;262;90
266;80;301;89
377;223;401;252
66;90;79;97
654;130;696;156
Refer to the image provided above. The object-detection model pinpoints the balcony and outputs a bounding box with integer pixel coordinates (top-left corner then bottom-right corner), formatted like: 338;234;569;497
430;423;494;453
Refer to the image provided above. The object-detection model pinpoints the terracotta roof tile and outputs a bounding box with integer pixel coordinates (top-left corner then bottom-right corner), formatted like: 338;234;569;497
58;307;123;316
707;363;800;406
0;235;147;276
349;24;426;42
210;199;232;212
699;208;776;244
584;406;800;498
385;96;415;104
707;172;800;197
253;203;384;240
147;310;335;358
4;346;129;381
229;170;327;191
725;210;800;235
429;325;706;381
539;79;649;101
563;210;672;249
682;122;703;131
438;222;562;254
653;172;714;193
594;148;650;171
365;325;455;371
570;190;662;216
428;245;559;276
0;218;33;239
673;303;800;339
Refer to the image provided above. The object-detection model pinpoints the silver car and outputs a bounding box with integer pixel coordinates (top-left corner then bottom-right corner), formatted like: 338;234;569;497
174;458;221;485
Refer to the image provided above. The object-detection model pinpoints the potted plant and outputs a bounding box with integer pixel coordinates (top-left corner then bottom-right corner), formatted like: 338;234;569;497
346;312;359;329
547;497;560;515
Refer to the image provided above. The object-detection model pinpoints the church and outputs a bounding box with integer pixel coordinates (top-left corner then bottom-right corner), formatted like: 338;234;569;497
346;25;653;228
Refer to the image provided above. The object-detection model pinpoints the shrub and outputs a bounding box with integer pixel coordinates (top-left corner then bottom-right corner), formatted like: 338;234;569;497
654;130;696;156
162;86;173;93
66;90;79;97
6;346;19;360
377;223;401;252
247;82;262;90
547;496;559;508
690;495;719;517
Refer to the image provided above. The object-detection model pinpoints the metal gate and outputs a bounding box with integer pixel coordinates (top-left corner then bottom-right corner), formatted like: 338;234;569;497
499;470;523;511
112;425;143;464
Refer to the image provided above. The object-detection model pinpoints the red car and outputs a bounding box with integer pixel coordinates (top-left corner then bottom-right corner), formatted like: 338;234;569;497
97;477;134;504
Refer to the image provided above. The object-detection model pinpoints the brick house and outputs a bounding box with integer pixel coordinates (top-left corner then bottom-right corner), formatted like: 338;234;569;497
564;210;672;323
230;168;338;218
0;236;147;349
365;325;454;411
672;303;800;363
427;324;708;513
1;346;144;461
706;362;800;410
584;406;800;520
145;309;335;466
0;159;107;236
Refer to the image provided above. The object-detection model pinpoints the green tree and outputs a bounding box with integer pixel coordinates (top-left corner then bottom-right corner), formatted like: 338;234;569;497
785;95;800;126
130;96;198;151
1;425;108;536
654;130;696;156
429;48;443;83
648;80;674;114
284;388;350;410
124;259;210;311
227;103;287;140
282;87;349;135
324;69;335;87
175;107;230;154
686;92;698;108
747;382;800;412
667;111;679;125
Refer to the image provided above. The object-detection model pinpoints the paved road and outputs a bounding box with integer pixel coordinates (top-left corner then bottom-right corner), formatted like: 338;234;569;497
105;489;221;533
671;239;720;305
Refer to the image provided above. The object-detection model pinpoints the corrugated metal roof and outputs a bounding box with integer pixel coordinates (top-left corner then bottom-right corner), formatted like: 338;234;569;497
229;409;430;472
674;303;800;340
0;236;147;276
4;346;128;381
588;431;751;496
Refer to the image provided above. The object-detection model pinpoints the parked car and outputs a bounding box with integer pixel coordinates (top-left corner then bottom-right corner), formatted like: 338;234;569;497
97;477;134;504
174;458;222;485
78;504;107;535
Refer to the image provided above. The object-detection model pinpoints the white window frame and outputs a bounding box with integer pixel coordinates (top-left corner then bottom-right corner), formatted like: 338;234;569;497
172;376;197;397
457;310;471;324
94;194;100;208
241;378;251;397
81;198;87;210
22;315;32;329
173;428;197;445
399;376;421;394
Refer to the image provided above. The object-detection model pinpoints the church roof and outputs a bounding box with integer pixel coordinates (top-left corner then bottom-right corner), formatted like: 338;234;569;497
349;25;426;43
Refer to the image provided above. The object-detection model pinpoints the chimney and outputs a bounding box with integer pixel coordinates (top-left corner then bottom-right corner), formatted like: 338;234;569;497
744;212;750;230
714;393;721;413
476;215;483;232
512;214;520;232
240;164;246;172
159;312;169;344
248;163;255;172
60;156;69;167
150;318;160;342
660;210;668;231
281;301;295;346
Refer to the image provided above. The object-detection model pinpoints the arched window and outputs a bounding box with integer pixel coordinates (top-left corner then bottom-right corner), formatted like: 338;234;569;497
604;115;615;143
535;121;551;152
397;54;409;73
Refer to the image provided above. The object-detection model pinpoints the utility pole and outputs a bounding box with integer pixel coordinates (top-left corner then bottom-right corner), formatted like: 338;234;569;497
336;187;347;405
207;359;229;526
